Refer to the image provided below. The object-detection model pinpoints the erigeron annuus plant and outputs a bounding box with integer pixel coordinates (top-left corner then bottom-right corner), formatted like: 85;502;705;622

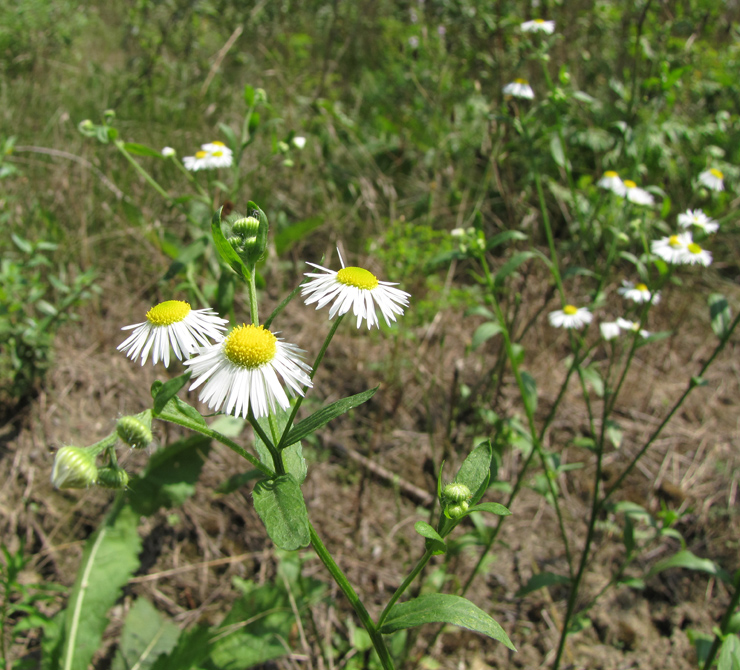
50;202;516;669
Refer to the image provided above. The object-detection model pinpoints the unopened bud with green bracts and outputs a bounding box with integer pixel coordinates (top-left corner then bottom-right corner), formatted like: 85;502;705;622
96;466;130;489
445;501;470;519
116;414;153;450
441;482;472;520
51;446;98;489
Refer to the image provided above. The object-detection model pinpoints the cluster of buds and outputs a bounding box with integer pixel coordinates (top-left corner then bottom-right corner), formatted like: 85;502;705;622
450;227;485;255
441;482;472;520
226;210;268;268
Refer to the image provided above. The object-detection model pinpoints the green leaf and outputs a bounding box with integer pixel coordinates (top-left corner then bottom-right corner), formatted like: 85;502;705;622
122;142;162;157
455;441;493;506
709;293;732;339
471;321;502;350
11;233;33;254
163;236;208;280
580;364;604;397
149;626;212;670
252;475;310;550
414;521;446;555
718;635;740;670
244;84;255;106
520;371;537;414
280;387;378;449
211;208;251;281
485;230;527;251
467;502;511;517
40;610;64;670
495;251;537;285
379;594;515;650
111;598;180;670
549;133;566;168
274;215;324;256
217;123;237;151
605;420;623;449
255;407;306;484
61;504;141;670
152;372;192;416
515;571;571;597
647;549;732;583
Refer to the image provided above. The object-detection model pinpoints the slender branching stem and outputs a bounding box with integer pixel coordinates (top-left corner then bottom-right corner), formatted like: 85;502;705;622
378;549;434;628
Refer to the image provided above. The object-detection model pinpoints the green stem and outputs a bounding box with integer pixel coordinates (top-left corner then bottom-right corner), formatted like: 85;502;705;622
248;270;259;325
309;523;395;669
378;549;434;628
247;411;285;476
703;571;740;670
115;142;172;202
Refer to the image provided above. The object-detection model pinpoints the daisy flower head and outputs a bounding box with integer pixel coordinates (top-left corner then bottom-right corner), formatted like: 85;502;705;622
682;240;712;266
617;318;650;339
503;79;535;100
548;304;593;329
118;300;228;367
302;251;411;329
161;146;176;157
597;171;627;197
623;180;655;206
600;321;621;341
183;150;211;172
698;168;724;192
651;232;691;264
617;280;660;304
292;136;307;150
200;141;233;168
677;209;719;234
185;324;312;420
521;19;555;34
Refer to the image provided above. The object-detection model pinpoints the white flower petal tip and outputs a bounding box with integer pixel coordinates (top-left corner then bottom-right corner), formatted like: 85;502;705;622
617;280;660;304
677;209;719;234
520;19;555;34
698;168;724;192
183;140;233;171
597;171;627;197
118;300;228;367
548;305;593;329
503;79;534;100
185;324;312;420
301;258;411;330
623;179;654;206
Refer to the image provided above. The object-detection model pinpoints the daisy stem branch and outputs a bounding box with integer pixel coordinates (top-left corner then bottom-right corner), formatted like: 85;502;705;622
87;433;119;457
248;410;284;476
248;271;259;325
308;522;395;670
377;549;434;629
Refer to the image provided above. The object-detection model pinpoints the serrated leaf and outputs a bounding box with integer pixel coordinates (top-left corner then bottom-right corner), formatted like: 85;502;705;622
709;293;732;339
280;387;378;449
379;594;515;650
647;549;732;583
123;142;162;157
61;504;141;670
495;251;537;285
252;475;310;550
152;372;192;416
520;371;537;414
472;321;502;350
455;441;492;506
515;571;571;597
211;208;251;281
467;502;511;516
111;598;180;670
149;626;212;670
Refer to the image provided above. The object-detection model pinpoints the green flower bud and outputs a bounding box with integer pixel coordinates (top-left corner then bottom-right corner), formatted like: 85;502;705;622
232;216;260;237
227;235;243;250
51;446;98;489
442;482;471;503
254;88;267;104
444;500;469;520
277;141;290;153
116;415;153;450
96;466;130;489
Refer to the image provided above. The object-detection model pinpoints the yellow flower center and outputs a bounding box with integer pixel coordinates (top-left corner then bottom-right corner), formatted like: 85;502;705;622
635;283;648;292
212;150;223;157
563;304;578;315
687;243;702;255
710;168;723;179
535;19;545;23
514;78;529;85
623;180;637;189
604;170;619;178
195;150;208;159
336;267;379;290
668;235;682;248
146;300;191;326
223;324;277;369
211;141;225;146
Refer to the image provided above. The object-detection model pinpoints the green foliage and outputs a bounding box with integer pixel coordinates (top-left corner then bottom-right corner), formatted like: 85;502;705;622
252;475;310;551
111;599;179;670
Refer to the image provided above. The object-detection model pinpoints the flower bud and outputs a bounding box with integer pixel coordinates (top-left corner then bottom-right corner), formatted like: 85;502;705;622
96;466;130;489
445;501;469;520
255;88;268;104
442;482;471;503
277;141;289;153
116;415;153;450
232;215;260;237
51;446;98;489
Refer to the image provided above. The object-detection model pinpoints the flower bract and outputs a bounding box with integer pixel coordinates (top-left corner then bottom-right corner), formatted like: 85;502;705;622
185;324;312;419
548;304;592;329
698;168;724;191
521;19;555;34
118;300;228;367
503;79;534;99
617;280;660;304
677;209;719;234
302;251;410;329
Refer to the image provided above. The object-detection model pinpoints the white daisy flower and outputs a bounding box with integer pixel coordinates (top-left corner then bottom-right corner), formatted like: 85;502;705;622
118;300;228;367
503;79;535;100
521;19;555;34
548;304;593;329
617;318;650;338
292;136;307;149
623;180;655;206
161;146;176;157
600;321;621;340
617;280;660;304
651;232;691;264
183;150;211;171
677;209;719;234
201;140;233;156
302;251;411;329
698;168;724;191
681;240;713;266
185;324;312;420
597;170;626;196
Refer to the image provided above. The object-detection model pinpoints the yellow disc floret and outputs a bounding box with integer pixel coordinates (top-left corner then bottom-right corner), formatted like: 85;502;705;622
710;168;724;179
563;304;578;315
337;267;379;290
604;170;619;178
623;180;637;189
211;140;225;147
515;78;529;84
223;324;277;369
146;300;191;326
687;243;702;255
635;283;648;292
668;235;682;248
195;150;208;159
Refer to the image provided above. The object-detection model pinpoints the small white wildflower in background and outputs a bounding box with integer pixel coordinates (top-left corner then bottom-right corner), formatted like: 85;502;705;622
408;36;420;48
617;280;660;304
292;136;307;149
682;240;713;266
118;300;228;367
623;180;654;206
617;318;650;338
184;141;233;171
651;232;690;264
600;321;621;340
186;324;312;420
677;209;719;234
548;304;592;329
597;171;627;197
183;150;211;171
698;168;724;191
302;250;410;329
450;228;465;237
521;19;555;34
161;147;176;157
503;79;535;100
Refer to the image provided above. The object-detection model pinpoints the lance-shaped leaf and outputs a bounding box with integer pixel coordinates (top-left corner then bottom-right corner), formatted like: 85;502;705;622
454;440;492;506
111;598;180;670
122;142;162;157
253;474;310;550
467;502;511;517
280;387;378;449
495;251;537;285
211;208;251;281
647;549;732;584
485;230;527;251
515;571;571;597
414;521;446;555
152;372;191;416
379;594;515;650
709;293;732;339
